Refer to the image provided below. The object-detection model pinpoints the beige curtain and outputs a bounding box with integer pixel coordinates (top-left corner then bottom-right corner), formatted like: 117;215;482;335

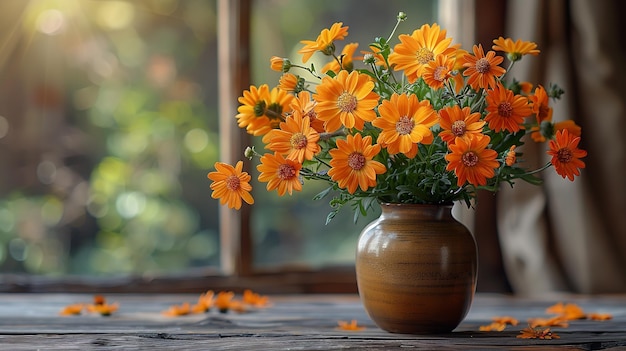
497;0;626;295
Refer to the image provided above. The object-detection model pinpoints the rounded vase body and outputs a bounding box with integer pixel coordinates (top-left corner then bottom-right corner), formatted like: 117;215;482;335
355;203;478;334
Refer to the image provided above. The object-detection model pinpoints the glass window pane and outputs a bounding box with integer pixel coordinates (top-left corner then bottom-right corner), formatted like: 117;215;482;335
249;0;437;268
0;0;221;276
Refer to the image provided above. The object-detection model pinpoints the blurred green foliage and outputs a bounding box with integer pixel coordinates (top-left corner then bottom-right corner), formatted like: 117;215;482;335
0;0;435;276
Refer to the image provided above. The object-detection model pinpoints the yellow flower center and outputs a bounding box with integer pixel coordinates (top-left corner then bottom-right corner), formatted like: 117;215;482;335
348;152;366;170
462;151;479;167
225;175;241;191
290;133;308;150
451;120;467;136
416;47;434;65
498;102;513;117
277;163;297;180
475;58;491;74
395;116;415;135
434;66;448;82
337;92;357;112
557;148;573;163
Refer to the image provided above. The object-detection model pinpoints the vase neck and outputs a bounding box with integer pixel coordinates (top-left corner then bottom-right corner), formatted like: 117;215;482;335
379;203;454;221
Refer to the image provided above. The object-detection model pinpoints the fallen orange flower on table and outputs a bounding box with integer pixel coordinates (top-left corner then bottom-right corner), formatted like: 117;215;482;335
162;302;192;317
337;319;366;331
517;326;560;339
87;302;119;316
527;315;569;328
546;302;586;320
215;291;235;313
59;303;84;316
479;316;519;331
192;290;215;313
243;289;270;308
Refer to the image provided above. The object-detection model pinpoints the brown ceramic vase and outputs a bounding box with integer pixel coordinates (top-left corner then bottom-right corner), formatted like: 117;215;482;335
355;203;478;334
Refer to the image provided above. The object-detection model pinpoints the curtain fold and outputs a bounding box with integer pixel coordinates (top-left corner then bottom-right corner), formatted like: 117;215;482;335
497;0;626;295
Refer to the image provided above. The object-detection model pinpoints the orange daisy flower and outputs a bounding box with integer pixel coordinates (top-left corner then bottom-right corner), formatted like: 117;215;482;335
492;37;540;62
235;84;271;135
445;135;500;187
373;93;437;156
278;73;301;93
313;70;379;132
555;120;582;137
321;42;360;74
529;85;554;142
328;133;386;194
263;114;321;163
438;105;485;145
208;161;254;210
257;152;303;196
422;54;455;89
462;44;506;90
388;23;457;83
547;129;587;181
290;91;325;133
298;22;349;63
485;83;532;132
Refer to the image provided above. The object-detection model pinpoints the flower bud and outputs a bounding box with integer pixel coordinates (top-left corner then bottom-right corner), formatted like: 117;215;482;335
363;53;376;65
244;146;256;160
397;12;407;21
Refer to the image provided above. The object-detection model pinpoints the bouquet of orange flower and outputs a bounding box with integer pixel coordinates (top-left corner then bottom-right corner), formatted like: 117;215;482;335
208;12;586;223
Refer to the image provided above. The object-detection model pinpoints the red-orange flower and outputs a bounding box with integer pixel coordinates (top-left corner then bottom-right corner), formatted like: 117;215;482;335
263;114;321;163
257;153;303;196
313;70;379;132
485;83;532;133
208;161;254;210
462;44;506;90
445;135;499;187
298;22;349;63
328;133;386;194
438;105;485;145
547;129;587;181
373;93;437;156
388;23;457;83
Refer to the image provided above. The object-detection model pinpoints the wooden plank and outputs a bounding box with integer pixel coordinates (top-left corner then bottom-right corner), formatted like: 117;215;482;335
0;293;625;350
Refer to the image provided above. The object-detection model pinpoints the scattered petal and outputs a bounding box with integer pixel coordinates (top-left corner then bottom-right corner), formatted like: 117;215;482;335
337;319;366;331
587;313;613;321
59;304;84;316
162;302;192;317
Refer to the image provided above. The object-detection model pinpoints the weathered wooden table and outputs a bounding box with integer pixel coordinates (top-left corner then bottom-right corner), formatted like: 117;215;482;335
0;293;624;350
